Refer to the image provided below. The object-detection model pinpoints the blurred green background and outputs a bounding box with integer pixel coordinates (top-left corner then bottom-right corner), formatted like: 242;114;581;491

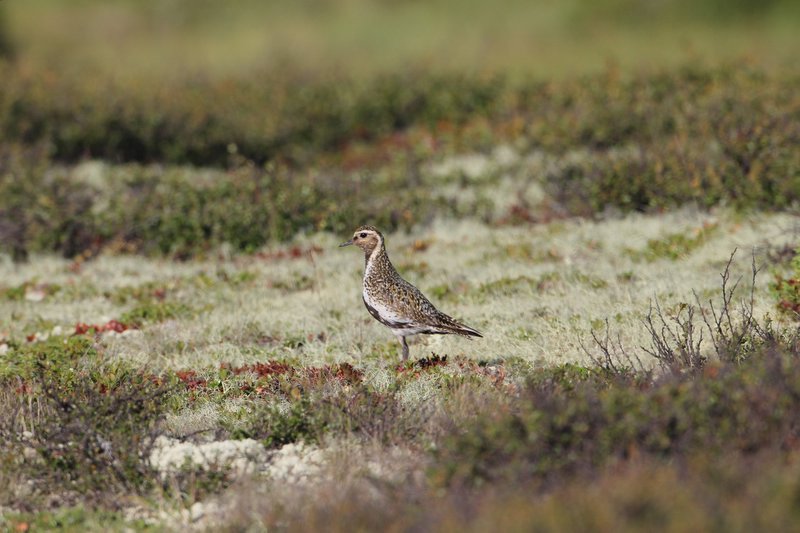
0;0;798;259
2;0;799;79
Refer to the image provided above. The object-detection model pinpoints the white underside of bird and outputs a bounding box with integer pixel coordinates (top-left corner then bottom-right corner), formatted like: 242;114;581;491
362;288;448;336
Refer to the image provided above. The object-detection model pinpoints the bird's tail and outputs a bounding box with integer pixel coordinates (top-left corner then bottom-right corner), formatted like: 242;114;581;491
452;323;483;338
431;310;483;338
442;316;483;338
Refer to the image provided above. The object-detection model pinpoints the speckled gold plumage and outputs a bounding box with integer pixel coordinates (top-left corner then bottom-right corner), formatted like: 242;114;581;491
340;226;482;361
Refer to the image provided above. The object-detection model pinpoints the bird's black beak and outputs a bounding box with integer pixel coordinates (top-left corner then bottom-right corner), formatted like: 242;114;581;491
339;239;354;247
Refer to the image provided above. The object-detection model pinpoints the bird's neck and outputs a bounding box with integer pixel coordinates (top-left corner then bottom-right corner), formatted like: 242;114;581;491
364;243;393;278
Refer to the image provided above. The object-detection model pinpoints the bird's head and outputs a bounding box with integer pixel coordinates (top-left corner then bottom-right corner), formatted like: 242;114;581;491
339;225;383;255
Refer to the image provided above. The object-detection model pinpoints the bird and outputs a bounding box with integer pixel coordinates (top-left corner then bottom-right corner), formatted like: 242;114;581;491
339;225;482;361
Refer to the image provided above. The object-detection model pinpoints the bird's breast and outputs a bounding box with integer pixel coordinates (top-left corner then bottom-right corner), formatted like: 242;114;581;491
362;285;408;329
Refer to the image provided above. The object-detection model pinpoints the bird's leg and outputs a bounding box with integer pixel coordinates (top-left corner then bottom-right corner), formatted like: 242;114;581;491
398;336;410;361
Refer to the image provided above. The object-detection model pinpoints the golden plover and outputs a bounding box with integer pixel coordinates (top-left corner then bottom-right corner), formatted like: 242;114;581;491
340;225;482;361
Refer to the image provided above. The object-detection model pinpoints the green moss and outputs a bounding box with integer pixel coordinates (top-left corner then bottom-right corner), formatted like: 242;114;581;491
120;300;193;327
107;281;171;305
270;273;315;292
1;280;61;301
427;284;453;301
0;335;95;380
477;275;550;297
627;223;718;261
2;507;154;532
1;282;27;301
571;272;609;289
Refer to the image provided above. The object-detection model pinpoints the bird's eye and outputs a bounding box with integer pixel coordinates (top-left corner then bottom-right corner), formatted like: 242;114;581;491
360;232;368;238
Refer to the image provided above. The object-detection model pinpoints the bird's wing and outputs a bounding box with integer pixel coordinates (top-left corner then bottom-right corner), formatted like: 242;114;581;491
393;278;483;337
390;278;439;318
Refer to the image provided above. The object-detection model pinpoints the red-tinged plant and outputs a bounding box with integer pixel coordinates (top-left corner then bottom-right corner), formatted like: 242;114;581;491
175;370;207;390
256;245;324;262
74;323;92;335
772;250;800;319
222;360;293;378
303;363;364;386
74;319;133;336
103;319;128;333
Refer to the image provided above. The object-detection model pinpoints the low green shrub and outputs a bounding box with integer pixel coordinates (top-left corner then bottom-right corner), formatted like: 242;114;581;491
435;347;800;488
257;450;800;533
0;65;506;167
1;507;152;532
0;145;115;260
230;397;325;448
0;149;456;258
120;300;192;327
0;337;174;508
1;65;798;258
626;222;717;261
437;256;800;487
220;363;432;447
